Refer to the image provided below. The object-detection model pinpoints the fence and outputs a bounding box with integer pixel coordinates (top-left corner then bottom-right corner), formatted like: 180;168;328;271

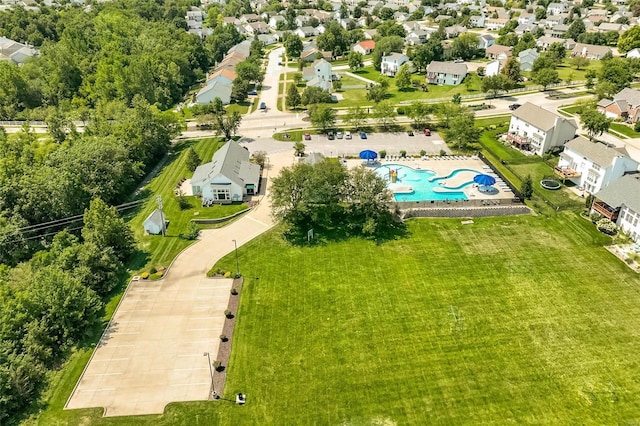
396;196;523;210
403;205;531;218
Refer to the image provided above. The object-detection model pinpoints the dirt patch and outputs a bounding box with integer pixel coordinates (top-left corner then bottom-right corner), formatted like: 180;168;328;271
212;276;243;398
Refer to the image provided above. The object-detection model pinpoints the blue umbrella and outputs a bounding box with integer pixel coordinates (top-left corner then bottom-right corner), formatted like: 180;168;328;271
359;150;378;160
474;174;496;186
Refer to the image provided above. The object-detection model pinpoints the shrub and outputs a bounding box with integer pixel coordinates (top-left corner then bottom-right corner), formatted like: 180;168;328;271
213;360;222;371
141;272;149;279
396;107;405;115
590;211;602;223
176;194;191;210
420;149;426;156
179;222;200;240
379;150;387;159
150;272;164;280
224;271;231;278
596;218;617;235
220;334;228;342
225;309;233;318
150;267;157;274
230;287;238;295
635;121;640;132
439;149;446;156
400;150;407;158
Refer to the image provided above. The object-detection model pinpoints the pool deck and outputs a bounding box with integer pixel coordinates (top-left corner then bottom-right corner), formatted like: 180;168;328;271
346;156;515;201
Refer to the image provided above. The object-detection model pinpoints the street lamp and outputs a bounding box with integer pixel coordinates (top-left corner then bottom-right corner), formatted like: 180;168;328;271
232;239;240;277
203;352;217;399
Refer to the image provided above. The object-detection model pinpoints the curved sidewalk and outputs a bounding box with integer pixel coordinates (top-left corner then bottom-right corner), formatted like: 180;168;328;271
65;151;292;417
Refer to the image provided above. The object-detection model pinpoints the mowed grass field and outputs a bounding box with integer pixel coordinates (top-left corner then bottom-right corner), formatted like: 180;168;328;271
39;213;640;425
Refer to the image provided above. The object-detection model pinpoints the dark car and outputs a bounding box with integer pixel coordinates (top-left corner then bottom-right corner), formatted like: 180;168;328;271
328;131;335;140
407;130;414;136
360;131;367;139
304;132;311;140
247;90;258;96
259;102;267;110
509;103;521;110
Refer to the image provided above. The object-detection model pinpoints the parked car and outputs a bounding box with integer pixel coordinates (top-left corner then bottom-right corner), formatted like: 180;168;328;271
407;130;414;136
304;132;311;140
509;103;521;110
424;128;431;136
328;131;335;140
259;102;267;110
247;90;258;96
345;131;352;139
454;58;464;63
360;131;367;139
336;131;343;139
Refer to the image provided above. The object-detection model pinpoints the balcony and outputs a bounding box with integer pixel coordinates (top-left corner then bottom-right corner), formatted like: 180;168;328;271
592;200;619;221
506;133;533;151
554;166;581;180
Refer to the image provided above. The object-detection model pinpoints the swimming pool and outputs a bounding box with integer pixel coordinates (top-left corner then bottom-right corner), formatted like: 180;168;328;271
375;164;481;201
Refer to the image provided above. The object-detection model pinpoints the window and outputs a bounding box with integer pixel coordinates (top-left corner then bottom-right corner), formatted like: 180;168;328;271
214;188;230;201
592;163;601;171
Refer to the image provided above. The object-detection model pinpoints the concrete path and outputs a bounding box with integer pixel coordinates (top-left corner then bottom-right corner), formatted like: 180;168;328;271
344;71;376;85
66;151;294;416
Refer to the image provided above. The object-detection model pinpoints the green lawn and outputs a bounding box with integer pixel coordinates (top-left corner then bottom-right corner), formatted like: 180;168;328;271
39;214;640;424
610;122;640;138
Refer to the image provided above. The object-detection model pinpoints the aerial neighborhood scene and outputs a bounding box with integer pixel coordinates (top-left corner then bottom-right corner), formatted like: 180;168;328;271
3;0;640;422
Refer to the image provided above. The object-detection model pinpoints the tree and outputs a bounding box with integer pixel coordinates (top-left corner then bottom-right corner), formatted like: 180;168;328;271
343;166;394;238
82;198;135;261
395;64;412;90
286;84;301;109
501;56;523;84
482;74;512;97
373;101;396;130
252;151;267;167
348;51;364;71
284;34;304;59
408;102;433;128
309;104;337;132
532;56;557;73
211;110;242;140
293;72;303;85
345;106;368;130
571;56;590;70
451;33;479;60
185;147;201;172
595;81;617;99
585;69;597;89
581;108;612;139
532;68;560;90
231;78;249;103
293;141;306;157
410;38;444;71
547;42;566;64
599;58;633;92
301;86;332;105
452;93;462;104
618;26;640;53
520;174;533;199
445;106;480;150
366;78;389;103
236;60;264;84
566;19;586;41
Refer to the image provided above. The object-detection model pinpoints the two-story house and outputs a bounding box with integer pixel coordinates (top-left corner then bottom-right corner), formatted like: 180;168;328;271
381;52;409;76
555;136;639;194
507;102;578;155
571;43;612;59
426;61;468;85
303;58;333;92
597;88;640;123
592;174;640;242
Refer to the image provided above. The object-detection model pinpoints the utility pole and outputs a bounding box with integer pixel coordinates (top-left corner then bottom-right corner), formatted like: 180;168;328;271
157;195;166;237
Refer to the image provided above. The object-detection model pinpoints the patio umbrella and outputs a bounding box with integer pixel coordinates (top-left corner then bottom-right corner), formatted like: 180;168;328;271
473;174;496;186
359;150;378;161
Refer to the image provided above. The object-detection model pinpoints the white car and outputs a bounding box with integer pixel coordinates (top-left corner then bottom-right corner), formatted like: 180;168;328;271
336;131;343;139
345;131;352;139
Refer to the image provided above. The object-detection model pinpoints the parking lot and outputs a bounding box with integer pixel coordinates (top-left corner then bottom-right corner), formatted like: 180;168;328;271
299;131;450;158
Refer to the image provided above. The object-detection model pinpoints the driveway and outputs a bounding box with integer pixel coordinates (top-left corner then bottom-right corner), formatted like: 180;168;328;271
66;151;293;417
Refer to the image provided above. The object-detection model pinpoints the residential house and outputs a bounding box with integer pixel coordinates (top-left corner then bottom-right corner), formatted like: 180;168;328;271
240;13;261;23
545;15;566;28
227;40;252;58
592;174;640;242
185;8;205;29
470;15;486;28
486;18;509;30
478;34;495;49
0;37;37;65
518;12;535;24
445;25;467;38
363;29;378;39
352;40;375;55
571;43;612;59
426;61;468;85
546;2;566;15
381;52;409;76
294;26;317;38
507;102;578;155
536;35;567;50
340;18;356;30
550;23;570;37
406;28;430;45
485;44;512;60
518;48;539;71
191;140;261;202
597;88;640;122
216;52;247;72
556;136;639;194
143;209;166;235
245;21;269;35
515;23;539;36
627;48;640;58
195;79;233;105
269;15;285;29
485;59;502;76
303;58;332;92
206;69;236;86
598;22;628;33
258;34;277;45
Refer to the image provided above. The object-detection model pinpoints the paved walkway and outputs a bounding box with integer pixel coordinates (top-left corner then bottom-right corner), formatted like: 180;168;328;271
66;151;293;416
344;71;376;85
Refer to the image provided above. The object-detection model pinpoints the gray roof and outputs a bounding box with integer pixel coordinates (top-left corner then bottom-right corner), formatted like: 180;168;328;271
426;61;467;75
564;136;631;167
191;140;259;187
143;208;165;227
614;88;640;109
512;102;577;132
595;174;640;213
303;152;325;165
